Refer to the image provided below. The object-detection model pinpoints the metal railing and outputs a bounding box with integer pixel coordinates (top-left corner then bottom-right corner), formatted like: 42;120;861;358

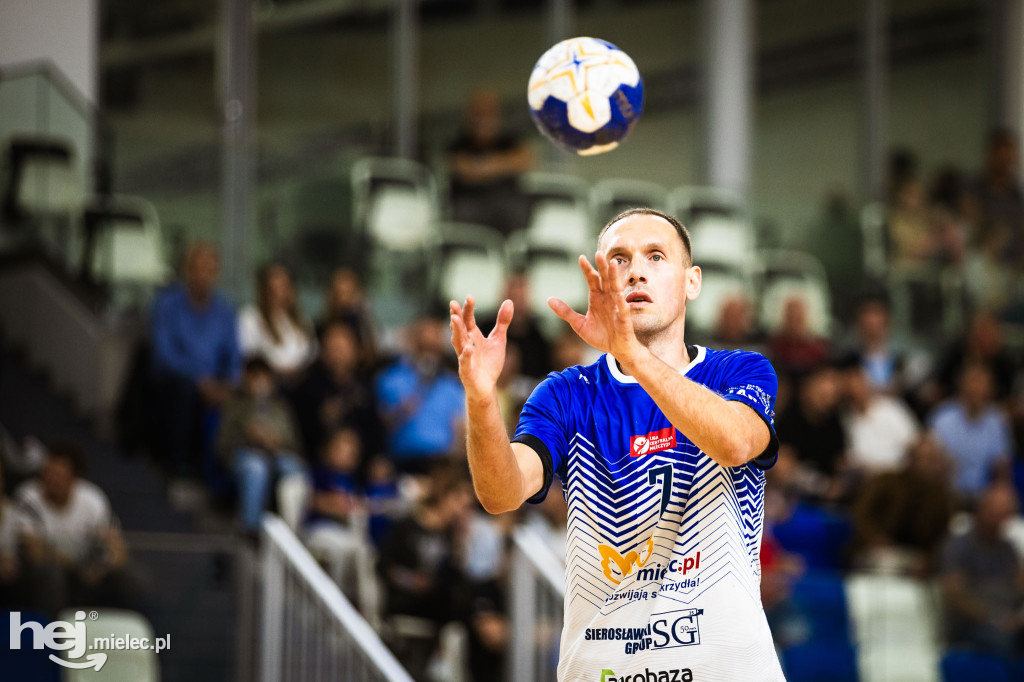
259;514;414;682
508;526;566;682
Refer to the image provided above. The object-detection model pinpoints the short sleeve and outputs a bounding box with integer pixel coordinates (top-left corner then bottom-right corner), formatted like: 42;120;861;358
719;352;780;469
512;372;573;504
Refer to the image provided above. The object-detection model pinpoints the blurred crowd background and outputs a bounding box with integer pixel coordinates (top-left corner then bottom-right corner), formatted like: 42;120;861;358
2;1;1024;681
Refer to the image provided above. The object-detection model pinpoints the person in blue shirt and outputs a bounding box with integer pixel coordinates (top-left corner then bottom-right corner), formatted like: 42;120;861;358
448;208;786;680
375;318;465;475
150;243;241;476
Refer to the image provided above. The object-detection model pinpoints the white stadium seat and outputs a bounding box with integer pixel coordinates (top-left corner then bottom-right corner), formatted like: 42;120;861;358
351;157;439;252
590;179;670;225
756;249;833;337
432;222;508;314
58;609;160;682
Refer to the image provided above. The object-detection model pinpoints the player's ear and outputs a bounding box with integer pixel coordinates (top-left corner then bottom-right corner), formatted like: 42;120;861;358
685;265;701;301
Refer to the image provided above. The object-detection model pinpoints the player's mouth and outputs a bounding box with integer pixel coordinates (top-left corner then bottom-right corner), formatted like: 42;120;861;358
625;291;652;307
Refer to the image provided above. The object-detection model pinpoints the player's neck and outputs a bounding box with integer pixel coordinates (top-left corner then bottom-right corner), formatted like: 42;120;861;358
636;326;691;373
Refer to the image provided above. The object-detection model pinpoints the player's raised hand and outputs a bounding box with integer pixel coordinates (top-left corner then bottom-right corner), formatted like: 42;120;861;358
547;251;641;361
450;296;514;399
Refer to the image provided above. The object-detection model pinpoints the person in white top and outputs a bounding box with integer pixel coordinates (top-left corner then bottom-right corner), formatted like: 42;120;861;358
0;458;25;604
840;357;919;473
239;263;316;381
15;441;139;614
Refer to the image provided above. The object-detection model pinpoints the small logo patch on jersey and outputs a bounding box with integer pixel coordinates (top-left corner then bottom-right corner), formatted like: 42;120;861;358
630;427;676;457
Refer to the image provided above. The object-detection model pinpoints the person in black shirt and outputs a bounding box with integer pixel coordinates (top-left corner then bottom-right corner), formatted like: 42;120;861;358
290;320;379;462
447;89;533;236
776;363;848;502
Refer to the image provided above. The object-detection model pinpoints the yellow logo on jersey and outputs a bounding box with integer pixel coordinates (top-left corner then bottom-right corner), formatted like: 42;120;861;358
597;536;654;584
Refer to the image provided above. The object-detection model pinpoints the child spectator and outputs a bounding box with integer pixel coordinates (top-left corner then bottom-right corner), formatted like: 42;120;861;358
365;456;402;548
305;428;368;600
218;357;307;533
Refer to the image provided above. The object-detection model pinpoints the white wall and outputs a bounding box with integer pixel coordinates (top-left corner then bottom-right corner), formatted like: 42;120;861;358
0;0;99;103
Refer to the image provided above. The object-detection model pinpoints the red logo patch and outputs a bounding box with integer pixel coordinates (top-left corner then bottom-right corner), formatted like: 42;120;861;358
630;427;676;457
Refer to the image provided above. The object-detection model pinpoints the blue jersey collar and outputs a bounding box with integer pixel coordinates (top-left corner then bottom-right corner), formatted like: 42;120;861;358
605;345;706;384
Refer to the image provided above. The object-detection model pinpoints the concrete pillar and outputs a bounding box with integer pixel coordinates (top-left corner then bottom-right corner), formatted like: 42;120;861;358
703;0;754;194
218;0;255;302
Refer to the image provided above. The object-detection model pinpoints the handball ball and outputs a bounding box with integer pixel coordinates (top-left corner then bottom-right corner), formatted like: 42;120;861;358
527;37;644;156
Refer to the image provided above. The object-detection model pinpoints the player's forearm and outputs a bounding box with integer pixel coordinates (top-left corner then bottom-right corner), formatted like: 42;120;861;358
465;390;527;514
621;349;763;467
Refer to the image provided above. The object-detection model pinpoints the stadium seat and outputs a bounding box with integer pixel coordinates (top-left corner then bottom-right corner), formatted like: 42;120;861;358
756;249;833;337
430;222;508;314
57;609;160;682
0;610;60;682
886;265;967;343
940;651;1010;682
668;185;748;225
790;570;851;642
519;172;594;255
783;640;859;682
590;179;670;225
772;502;851;570
84;195;168;304
845;573;942;682
507;230;589;338
859;202;888;279
351;156;439;252
3;135;84;220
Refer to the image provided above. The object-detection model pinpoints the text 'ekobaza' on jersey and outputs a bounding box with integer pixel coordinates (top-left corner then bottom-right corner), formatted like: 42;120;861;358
514;345;787;682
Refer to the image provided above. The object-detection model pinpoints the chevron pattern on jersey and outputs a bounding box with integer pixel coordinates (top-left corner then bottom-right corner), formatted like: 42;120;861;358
561;432;766;619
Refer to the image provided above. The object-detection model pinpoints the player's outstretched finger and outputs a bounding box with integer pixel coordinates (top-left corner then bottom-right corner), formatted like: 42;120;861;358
489;299;514;340
463;295;478;333
450;300;462;317
548;297;586;332
579;255;602;292
451;313;468;354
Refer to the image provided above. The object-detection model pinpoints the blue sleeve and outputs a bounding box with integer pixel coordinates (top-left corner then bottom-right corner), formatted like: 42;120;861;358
719;352;780;469
150;291;197;379
512;372;572;503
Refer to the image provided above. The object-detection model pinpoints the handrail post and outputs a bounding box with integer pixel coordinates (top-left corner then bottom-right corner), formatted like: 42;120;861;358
260;521;284;682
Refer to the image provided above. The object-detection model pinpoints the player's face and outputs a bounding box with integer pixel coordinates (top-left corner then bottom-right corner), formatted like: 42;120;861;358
600;214;700;339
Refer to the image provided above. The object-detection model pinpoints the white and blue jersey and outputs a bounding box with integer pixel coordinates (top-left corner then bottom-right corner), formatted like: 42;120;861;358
514;345;786;682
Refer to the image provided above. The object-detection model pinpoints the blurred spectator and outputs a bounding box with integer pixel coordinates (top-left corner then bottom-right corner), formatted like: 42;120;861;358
15;441;141;615
290;319;379;460
767;297;830;375
928;166;970;267
941;482;1024;657
846;291;907;395
305;428;368;601
966;128;1024;268
775;363;847;501
886;151;933;266
0;458;25;606
550;325;588;371
803;190;864;320
447;88;533;236
217;357;306;533
238;263;315;382
318;268;378;367
929;362;1013;502
378;470;475;678
851;435;955;576
366;456;402;548
924;310;1017;407
481;272;551;379
150;242;240;475
375;318;465;474
840;357;919;474
711;295;766;354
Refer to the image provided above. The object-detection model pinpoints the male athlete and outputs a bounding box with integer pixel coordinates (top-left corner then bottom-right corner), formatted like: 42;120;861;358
450;208;786;681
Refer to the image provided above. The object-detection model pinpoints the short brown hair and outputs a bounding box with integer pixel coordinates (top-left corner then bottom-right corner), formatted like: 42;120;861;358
598;208;692;264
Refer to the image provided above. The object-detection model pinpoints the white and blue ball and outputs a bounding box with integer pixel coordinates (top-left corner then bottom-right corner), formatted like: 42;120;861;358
527;37;644;156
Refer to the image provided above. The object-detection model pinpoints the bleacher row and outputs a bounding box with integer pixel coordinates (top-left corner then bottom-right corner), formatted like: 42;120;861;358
3;136;837;341
781;569;1024;682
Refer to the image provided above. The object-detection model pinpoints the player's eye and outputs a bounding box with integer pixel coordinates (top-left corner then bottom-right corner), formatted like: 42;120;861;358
612;256;626;265
650;253;663;262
